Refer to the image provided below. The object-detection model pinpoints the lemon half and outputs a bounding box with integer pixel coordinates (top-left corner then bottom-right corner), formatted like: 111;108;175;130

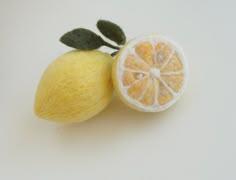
112;35;188;112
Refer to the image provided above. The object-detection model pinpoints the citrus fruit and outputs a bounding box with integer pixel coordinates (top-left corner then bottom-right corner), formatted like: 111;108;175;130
112;35;188;112
34;50;113;123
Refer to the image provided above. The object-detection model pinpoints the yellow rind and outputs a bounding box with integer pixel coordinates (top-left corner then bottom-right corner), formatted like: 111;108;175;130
34;50;113;123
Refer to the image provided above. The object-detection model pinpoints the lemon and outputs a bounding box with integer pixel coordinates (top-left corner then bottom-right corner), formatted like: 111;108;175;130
112;35;188;112
34;50;113;123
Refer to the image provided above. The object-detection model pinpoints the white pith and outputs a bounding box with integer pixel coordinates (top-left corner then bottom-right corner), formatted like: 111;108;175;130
116;35;189;112
150;68;161;78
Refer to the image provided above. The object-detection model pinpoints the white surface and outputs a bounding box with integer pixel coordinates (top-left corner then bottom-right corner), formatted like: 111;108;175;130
0;0;235;179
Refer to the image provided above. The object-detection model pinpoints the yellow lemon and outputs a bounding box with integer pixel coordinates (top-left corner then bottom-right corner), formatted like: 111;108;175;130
112;35;188;112
34;50;113;123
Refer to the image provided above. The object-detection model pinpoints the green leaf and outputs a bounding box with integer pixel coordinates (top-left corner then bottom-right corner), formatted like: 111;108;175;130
60;28;104;50
97;20;126;45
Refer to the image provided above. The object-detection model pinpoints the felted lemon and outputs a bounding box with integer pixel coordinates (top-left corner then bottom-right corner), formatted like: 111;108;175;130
34;50;113;123
112;35;188;112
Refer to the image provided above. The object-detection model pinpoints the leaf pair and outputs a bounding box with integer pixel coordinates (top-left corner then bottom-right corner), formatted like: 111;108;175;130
60;20;126;51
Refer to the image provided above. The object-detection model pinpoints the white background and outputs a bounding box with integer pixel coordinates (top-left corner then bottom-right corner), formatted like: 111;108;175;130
0;0;235;179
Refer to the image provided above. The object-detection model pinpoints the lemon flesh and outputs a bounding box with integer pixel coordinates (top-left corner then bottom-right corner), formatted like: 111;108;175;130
34;50;113;123
112;35;188;112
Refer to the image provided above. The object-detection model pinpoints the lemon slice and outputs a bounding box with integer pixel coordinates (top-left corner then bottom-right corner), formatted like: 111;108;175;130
112;35;188;112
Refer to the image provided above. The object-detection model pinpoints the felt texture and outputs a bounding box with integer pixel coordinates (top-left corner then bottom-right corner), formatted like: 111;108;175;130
34;50;113;123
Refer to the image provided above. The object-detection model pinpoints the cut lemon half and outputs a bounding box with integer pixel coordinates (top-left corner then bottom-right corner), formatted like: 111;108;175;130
112;35;188;112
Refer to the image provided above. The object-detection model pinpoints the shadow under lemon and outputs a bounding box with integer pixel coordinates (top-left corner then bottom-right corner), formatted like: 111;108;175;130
55;95;174;146
7;94;179;160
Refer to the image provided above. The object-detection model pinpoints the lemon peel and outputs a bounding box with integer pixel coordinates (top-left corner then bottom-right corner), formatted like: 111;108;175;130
34;50;113;123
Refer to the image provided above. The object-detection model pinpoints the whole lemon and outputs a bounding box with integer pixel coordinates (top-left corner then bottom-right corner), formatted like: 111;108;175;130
34;50;113;123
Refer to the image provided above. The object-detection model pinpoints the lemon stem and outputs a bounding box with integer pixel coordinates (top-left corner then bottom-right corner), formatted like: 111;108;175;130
103;40;120;50
111;51;118;57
